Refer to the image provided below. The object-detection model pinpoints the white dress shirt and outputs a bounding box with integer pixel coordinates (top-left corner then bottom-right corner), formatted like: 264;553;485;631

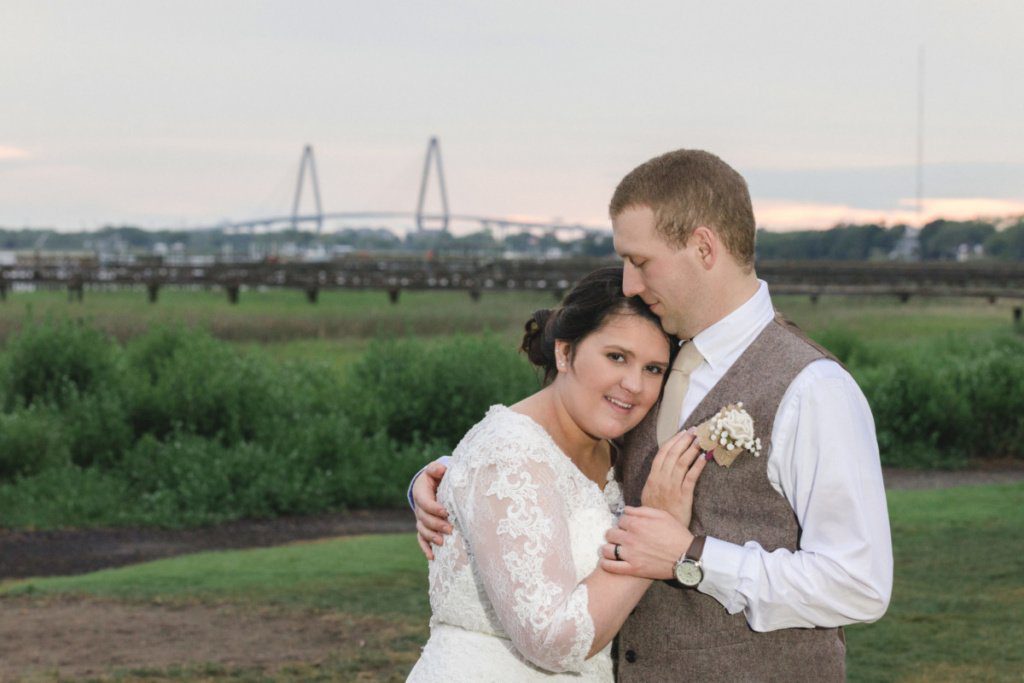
680;280;893;630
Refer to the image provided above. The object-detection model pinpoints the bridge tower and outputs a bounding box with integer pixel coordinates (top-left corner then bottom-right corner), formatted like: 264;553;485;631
291;144;324;234
416;136;450;232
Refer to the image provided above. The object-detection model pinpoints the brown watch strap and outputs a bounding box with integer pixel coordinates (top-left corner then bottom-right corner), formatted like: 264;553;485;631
685;535;706;561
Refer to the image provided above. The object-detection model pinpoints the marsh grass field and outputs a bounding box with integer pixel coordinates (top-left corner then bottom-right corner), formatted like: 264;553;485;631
0;287;559;346
1;288;1023;681
2;284;1021;356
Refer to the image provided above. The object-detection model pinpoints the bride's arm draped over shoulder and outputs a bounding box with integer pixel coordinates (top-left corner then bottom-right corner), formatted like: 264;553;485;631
450;446;594;673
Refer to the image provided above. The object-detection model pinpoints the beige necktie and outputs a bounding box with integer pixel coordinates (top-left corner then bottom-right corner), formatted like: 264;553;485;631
656;341;705;446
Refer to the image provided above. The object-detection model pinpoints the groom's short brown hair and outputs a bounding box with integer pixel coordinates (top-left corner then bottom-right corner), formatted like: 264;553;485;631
609;149;756;269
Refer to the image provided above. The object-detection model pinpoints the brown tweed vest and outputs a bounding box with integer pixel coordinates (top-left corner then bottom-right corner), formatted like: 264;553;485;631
615;315;846;682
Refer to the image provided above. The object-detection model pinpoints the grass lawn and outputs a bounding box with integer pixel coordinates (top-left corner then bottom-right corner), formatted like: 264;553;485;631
845;483;1024;682
3;483;1022;682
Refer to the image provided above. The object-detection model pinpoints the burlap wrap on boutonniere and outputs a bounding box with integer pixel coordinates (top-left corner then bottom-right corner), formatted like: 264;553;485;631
694;402;763;467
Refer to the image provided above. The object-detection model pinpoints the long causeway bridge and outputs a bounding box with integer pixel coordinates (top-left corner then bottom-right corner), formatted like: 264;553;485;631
3;258;1024;322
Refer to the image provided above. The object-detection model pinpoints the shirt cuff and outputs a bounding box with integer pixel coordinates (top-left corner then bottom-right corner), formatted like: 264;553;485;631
406;467;425;510
697;536;746;615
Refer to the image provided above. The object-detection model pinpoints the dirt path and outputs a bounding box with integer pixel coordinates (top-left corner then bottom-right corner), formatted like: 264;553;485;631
882;465;1024;491
0;596;361;680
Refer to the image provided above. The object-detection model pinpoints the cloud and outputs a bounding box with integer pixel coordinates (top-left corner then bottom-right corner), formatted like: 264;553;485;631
753;197;1024;231
0;145;30;161
745;163;1024;213
899;197;1024;220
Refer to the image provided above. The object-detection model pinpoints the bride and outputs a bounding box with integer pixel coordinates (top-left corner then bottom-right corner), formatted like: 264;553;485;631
407;267;707;681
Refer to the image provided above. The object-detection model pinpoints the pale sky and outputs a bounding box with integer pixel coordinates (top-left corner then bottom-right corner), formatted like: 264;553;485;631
2;0;1023;233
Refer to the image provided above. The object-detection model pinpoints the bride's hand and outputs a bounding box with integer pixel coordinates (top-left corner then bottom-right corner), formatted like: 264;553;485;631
640;429;708;529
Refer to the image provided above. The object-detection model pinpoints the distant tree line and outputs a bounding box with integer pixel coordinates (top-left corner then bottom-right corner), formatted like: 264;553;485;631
756;224;907;261
756;217;1024;261
2;216;1023;261
0;225;403;256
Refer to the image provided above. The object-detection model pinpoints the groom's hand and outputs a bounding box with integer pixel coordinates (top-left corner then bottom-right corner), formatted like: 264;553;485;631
601;506;693;580
414;460;452;560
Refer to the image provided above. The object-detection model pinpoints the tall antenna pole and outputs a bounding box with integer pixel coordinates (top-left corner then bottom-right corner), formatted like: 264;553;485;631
291;144;324;234
915;45;925;220
416;136;450;233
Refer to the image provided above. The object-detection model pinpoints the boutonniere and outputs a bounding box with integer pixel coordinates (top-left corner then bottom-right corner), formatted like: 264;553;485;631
694;402;763;467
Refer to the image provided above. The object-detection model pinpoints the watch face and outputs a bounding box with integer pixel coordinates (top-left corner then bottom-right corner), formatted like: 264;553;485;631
675;560;703;587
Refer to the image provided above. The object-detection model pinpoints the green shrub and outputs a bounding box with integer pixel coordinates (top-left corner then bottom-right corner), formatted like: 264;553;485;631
811;327;879;368
2;319;121;409
0;466;134;528
958;339;1024;457
119;434;276;526
125;325;196;382
4;317;1020;530
62;389;134;469
0;406;69;480
858;357;971;468
855;334;1024;467
117;422;430;527
342;335;538;447
127;333;281;445
251;357;348;427
259;411;441;509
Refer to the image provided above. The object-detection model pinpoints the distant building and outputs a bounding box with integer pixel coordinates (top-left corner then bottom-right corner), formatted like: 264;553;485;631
956;243;985;262
890;226;921;261
302;245;329;262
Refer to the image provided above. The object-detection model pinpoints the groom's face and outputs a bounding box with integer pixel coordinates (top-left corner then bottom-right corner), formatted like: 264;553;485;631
612;205;707;339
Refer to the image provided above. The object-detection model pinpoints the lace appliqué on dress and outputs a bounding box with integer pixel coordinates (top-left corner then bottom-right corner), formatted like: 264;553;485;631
603;468;625;517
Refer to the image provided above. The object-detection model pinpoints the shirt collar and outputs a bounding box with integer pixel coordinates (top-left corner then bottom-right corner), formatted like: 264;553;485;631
688;280;774;372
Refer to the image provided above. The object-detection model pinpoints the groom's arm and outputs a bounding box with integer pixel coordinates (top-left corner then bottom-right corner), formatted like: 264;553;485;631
697;359;893;630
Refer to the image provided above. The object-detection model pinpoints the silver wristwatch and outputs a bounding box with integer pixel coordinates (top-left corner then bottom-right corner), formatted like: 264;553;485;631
673;535;706;588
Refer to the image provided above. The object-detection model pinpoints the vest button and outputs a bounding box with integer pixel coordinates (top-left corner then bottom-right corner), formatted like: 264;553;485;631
625;649;637;663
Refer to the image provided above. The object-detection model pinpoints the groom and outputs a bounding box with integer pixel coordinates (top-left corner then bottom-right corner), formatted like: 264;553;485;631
413;149;892;681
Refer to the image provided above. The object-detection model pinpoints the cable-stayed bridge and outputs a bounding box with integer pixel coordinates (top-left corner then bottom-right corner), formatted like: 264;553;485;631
198;138;608;240
216;210;605;240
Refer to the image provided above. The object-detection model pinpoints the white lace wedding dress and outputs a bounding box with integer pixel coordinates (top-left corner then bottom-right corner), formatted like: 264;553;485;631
407;405;623;682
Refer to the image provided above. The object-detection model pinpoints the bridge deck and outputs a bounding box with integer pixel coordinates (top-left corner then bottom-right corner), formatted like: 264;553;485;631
3;258;1024;304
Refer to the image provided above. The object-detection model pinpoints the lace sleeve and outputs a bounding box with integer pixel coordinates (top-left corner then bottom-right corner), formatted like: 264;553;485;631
450;441;595;672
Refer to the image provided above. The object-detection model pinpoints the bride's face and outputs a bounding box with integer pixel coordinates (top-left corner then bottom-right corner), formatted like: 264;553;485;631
554;312;670;440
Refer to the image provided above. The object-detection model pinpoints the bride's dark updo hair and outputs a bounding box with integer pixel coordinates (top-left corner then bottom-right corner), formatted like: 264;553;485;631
520;266;669;384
